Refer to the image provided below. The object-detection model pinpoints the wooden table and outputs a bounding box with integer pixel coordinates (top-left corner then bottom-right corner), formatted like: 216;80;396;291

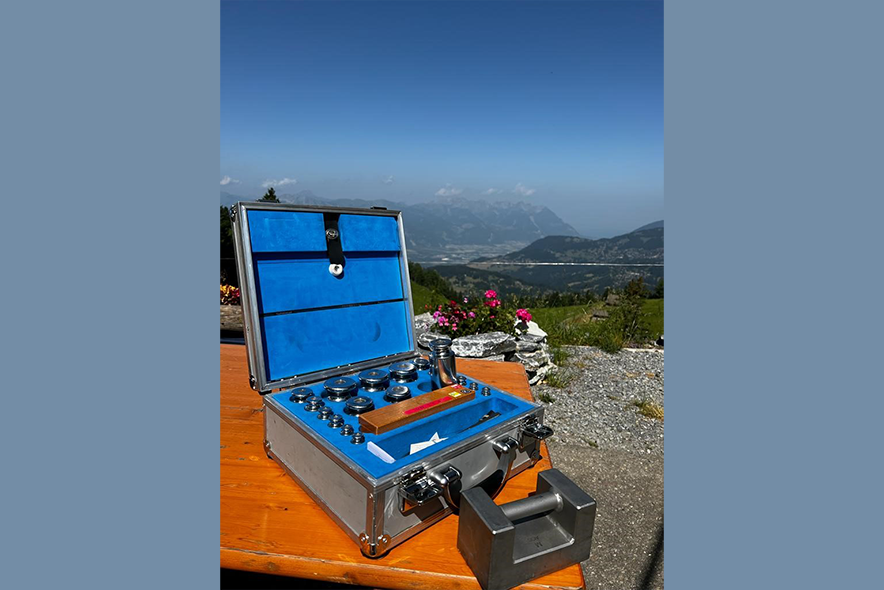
221;344;586;590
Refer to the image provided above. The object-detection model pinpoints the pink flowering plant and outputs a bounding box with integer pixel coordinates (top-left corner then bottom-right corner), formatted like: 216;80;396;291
427;289;530;337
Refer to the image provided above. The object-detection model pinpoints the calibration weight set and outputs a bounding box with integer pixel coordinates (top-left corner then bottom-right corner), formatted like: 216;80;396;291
232;202;596;590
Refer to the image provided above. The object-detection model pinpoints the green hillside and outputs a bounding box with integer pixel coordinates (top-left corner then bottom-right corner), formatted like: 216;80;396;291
411;282;447;314
532;299;664;347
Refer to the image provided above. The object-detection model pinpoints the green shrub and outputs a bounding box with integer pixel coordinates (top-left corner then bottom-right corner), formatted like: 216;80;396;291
538;392;555;403
632;399;664;421
550;347;570;366
544;370;572;389
596;321;625;353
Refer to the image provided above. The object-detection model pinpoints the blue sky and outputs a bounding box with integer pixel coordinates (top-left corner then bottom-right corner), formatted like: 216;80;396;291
221;1;663;237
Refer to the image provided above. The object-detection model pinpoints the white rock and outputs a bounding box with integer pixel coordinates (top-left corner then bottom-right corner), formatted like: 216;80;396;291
451;332;517;358
516;339;540;352
525;321;548;339
528;364;554;385
515;349;552;371
413;312;434;333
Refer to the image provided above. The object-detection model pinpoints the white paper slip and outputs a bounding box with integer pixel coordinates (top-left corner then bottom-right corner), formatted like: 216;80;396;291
367;441;396;464
409;432;448;455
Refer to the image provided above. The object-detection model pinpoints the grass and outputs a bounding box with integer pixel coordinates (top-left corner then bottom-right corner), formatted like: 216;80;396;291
410;282;447;314
530;304;594;328
532;299;663;351
550;346;570;366
410;285;664;350
544;369;572;388
538;392;556;403
640;299;664;340
632;399;664;421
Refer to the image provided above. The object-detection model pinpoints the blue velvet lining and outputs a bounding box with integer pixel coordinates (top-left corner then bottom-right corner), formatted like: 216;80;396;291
270;371;536;479
338;214;401;252
248;210;326;252
244;208;411;382
261;301;412;381
254;252;404;314
248;210;401;253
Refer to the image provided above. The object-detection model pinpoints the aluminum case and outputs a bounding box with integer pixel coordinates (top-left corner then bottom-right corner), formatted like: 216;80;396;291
231;201;551;557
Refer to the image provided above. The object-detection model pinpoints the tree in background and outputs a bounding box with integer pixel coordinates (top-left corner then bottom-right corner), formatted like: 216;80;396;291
408;262;460;301
652;278;664;299
614;276;649;345
220;206;234;258
259;187;279;202
624;276;648;299
220;206;236;285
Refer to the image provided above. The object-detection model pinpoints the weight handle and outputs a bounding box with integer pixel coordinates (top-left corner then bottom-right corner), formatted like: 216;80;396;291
499;490;563;522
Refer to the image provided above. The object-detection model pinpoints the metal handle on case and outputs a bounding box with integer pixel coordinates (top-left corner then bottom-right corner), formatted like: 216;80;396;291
431;435;519;512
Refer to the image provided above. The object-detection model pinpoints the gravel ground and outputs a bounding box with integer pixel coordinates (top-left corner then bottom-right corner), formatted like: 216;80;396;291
534;346;664;454
531;346;664;589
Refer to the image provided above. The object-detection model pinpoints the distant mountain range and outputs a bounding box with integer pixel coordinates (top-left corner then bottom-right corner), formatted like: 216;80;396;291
221;190;580;262
633;219;663;232
437;224;664;295
479;226;663;265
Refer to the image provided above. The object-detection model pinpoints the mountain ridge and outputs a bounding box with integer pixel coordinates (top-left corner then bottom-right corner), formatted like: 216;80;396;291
633;219;663;232
438;224;664;295
220;190;580;255
484;227;663;265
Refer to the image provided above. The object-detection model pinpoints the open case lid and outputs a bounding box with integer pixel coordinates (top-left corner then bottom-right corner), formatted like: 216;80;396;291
231;202;417;393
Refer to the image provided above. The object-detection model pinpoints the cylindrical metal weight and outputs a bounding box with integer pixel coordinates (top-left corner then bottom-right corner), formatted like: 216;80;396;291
499;491;563;522
429;338;457;390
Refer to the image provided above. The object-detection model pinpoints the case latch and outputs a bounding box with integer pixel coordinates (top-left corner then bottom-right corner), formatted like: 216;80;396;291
397;468;442;512
519;416;553;466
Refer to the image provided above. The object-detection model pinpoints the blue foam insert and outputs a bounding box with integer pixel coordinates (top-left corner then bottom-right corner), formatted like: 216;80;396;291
254;252;404;314
270;370;537;479
248;210;401;253
261;301;413;381
243;208;411;382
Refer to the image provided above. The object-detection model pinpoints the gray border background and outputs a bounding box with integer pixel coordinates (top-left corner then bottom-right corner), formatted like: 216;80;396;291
666;0;883;588
2;1;220;588
2;0;882;588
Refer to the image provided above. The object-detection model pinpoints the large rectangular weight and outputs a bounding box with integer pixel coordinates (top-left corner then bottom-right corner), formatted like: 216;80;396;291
457;468;597;590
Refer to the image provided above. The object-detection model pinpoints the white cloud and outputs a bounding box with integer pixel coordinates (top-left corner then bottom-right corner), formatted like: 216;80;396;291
383;175;395;185
435;184;464;197
220;176;240;186
512;182;536;197
482;188;502;195
261;177;298;189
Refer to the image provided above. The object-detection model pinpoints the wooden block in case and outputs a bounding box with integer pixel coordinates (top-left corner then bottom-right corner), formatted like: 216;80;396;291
358;384;476;435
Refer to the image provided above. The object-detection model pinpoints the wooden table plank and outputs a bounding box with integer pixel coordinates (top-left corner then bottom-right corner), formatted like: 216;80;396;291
220;344;586;590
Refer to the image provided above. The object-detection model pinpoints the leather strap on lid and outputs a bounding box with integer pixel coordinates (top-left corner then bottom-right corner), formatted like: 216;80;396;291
323;212;345;275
